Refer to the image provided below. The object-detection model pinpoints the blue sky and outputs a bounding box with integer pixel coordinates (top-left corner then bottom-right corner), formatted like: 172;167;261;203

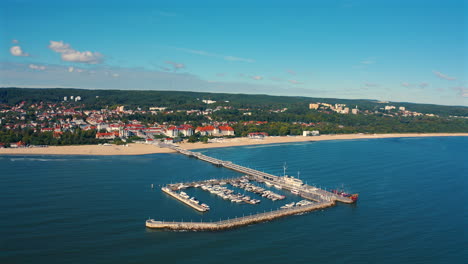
1;0;466;105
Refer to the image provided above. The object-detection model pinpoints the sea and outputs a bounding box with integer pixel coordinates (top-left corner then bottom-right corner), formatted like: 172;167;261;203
1;137;467;264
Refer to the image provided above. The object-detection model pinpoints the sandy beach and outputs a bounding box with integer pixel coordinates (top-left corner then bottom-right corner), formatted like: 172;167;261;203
1;133;467;156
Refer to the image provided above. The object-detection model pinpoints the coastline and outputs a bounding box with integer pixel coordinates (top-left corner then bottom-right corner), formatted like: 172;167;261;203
1;133;467;156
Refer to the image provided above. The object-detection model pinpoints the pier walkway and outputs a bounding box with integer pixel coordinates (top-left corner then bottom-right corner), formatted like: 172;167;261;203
163;144;355;204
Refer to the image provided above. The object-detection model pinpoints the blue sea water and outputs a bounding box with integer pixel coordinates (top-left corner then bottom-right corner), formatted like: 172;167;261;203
0;137;467;264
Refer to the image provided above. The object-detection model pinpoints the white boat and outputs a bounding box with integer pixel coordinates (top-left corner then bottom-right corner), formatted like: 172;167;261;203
265;182;273;186
291;189;299;195
274;185;282;189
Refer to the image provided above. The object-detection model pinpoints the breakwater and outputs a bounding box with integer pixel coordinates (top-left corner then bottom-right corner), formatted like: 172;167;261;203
146;200;335;231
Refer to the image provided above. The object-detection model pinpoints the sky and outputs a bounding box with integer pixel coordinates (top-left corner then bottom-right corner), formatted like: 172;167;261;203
1;0;466;106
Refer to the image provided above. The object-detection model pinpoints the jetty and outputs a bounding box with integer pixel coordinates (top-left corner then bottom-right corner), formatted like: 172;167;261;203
146;200;335;231
161;187;209;212
163;144;356;204
147;144;358;231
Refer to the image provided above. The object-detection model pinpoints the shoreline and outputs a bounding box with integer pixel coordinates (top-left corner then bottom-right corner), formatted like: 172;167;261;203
1;133;467;156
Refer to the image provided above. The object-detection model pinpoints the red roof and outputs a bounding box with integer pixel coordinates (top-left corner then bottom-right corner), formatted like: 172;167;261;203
196;125;215;132
178;124;193;130
218;126;234;131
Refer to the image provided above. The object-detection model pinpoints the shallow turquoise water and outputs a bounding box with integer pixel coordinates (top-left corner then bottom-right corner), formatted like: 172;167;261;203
1;137;467;263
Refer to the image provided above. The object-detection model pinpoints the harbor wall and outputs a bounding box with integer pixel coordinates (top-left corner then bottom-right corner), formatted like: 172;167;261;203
146;200;335;231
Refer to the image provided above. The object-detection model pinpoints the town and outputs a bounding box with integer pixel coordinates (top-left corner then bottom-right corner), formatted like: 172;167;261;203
0;88;467;147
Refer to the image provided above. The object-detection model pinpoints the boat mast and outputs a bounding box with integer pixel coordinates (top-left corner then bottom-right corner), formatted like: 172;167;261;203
283;162;287;177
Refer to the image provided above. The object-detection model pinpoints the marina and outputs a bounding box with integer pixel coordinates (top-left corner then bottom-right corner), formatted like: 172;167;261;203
147;145;359;231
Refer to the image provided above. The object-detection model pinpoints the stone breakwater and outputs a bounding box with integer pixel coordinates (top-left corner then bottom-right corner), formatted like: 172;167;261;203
146;200;335;231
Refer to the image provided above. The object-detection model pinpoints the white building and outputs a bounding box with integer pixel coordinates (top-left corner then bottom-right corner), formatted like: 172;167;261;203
202;99;216;104
303;130;320;136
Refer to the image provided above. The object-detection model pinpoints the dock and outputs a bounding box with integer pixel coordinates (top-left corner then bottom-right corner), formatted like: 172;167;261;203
164;144;356;204
161;187;209;212
148;144;358;231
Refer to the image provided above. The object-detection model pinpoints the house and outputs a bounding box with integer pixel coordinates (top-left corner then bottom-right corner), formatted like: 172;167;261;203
144;127;165;137
217;125;235;136
96;132;116;140
10;141;26;148
166;126;179;137
303;130;320;136
248;132;268;139
177;124;194;137
196;125;216;136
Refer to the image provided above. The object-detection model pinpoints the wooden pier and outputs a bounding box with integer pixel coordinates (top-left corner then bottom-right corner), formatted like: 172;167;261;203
165;145;356;204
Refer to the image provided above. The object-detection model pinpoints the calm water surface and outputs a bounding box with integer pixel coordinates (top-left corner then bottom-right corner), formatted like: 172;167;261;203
1;137;467;263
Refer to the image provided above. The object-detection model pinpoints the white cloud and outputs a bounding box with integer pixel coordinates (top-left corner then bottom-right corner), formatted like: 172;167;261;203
401;82;410;87
68;67;74;72
223;56;255;63
29;64;46;70
361;59;375;64
452;87;468;97
251;75;263;80
165;61;185;71
175;47;255;63
419;82;429;88
433;70;456;80
10;46;29;57
364;82;379;87
289;80;303;85
360;57;376;65
286;69;296;75
112;73;119;78
12;39;19;44
49;40;103;64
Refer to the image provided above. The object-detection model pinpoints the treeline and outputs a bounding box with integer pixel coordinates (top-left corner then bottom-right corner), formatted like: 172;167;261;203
1;87;467;117
0;128;105;146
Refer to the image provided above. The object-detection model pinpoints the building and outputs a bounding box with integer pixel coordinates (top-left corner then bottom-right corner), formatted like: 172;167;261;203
399;106;406;111
248;132;268;139
351;108;359;114
202;99;216;104
196;125;216;136
96;132;116;140
177;124;194;137
217;126;235;136
149;107;167;111
303;130;320;136
309;103;320;110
